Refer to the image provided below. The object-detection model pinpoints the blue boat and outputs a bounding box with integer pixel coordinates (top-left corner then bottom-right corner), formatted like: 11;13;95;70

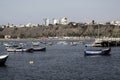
84;48;111;55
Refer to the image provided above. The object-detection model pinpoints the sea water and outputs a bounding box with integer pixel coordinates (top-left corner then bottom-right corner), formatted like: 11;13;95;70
0;40;120;80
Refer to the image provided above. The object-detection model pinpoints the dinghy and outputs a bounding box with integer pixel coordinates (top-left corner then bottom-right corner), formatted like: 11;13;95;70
84;48;111;55
0;54;9;65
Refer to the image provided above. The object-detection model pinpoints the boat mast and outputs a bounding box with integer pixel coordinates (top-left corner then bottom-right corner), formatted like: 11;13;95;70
98;24;100;39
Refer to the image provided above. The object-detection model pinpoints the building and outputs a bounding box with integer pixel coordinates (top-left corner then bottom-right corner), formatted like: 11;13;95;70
53;18;59;25
44;18;49;26
4;35;11;39
26;23;32;27
60;17;68;25
111;21;120;25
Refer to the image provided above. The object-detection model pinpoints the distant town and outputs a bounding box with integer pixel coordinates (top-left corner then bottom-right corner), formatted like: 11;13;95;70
0;17;120;28
0;17;120;40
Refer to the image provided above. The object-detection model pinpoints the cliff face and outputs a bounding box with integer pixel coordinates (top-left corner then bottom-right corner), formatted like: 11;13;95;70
0;24;120;38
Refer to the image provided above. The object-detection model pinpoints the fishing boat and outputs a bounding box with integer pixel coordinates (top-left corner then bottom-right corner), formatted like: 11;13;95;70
0;54;9;65
3;43;12;47
84;47;111;55
26;47;46;52
6;48;27;52
33;47;46;51
6;47;27;52
102;48;111;54
32;42;40;46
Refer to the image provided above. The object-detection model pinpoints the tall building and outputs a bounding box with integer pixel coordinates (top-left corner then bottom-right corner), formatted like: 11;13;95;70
44;18;49;26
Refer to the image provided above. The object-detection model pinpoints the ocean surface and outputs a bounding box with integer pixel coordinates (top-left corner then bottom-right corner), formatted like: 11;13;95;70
0;39;120;80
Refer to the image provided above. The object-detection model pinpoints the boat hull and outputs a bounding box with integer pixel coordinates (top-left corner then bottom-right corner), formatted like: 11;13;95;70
33;47;46;51
84;50;104;56
26;47;46;52
84;48;111;55
102;48;111;54
0;55;8;65
6;48;27;52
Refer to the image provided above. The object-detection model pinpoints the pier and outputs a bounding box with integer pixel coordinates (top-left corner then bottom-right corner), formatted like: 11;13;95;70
93;38;120;47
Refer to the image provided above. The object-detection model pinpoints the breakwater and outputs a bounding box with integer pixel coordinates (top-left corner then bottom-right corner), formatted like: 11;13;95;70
93;38;120;47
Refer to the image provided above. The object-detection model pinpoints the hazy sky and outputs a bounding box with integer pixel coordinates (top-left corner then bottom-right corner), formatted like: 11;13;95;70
0;0;120;24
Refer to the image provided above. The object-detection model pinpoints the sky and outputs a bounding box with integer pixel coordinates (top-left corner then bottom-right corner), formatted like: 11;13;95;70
0;0;120;25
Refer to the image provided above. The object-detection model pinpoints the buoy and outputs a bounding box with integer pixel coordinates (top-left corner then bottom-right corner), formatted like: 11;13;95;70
29;61;34;64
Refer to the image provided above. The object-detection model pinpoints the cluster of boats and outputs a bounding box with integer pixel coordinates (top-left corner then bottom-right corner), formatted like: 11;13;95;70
0;41;111;66
0;41;47;66
4;42;46;52
5;46;46;52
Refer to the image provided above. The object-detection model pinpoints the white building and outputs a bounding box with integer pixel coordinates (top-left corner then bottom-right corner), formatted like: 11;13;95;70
53;18;59;25
44;18;49;26
111;21;120;25
60;17;68;25
4;35;11;39
26;23;32;27
19;24;25;27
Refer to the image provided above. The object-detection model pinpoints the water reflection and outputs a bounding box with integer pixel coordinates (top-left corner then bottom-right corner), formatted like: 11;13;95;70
0;64;7;67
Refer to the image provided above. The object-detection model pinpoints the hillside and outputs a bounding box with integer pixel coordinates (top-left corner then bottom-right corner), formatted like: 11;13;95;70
0;24;119;39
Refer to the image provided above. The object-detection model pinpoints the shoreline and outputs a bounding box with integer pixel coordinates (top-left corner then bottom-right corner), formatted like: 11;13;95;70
0;37;95;41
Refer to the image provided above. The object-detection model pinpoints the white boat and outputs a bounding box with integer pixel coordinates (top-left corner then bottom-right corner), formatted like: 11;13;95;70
0;54;9;65
3;43;13;47
32;42;40;46
57;41;68;45
6;48;27;52
85;39;102;47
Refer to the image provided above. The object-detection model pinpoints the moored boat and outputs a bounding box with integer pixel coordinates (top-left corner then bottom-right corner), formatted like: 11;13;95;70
102;48;111;54
0;54;9;65
6;48;27;52
26;47;46;52
33;47;46;51
32;42;40;46
84;48;111;55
